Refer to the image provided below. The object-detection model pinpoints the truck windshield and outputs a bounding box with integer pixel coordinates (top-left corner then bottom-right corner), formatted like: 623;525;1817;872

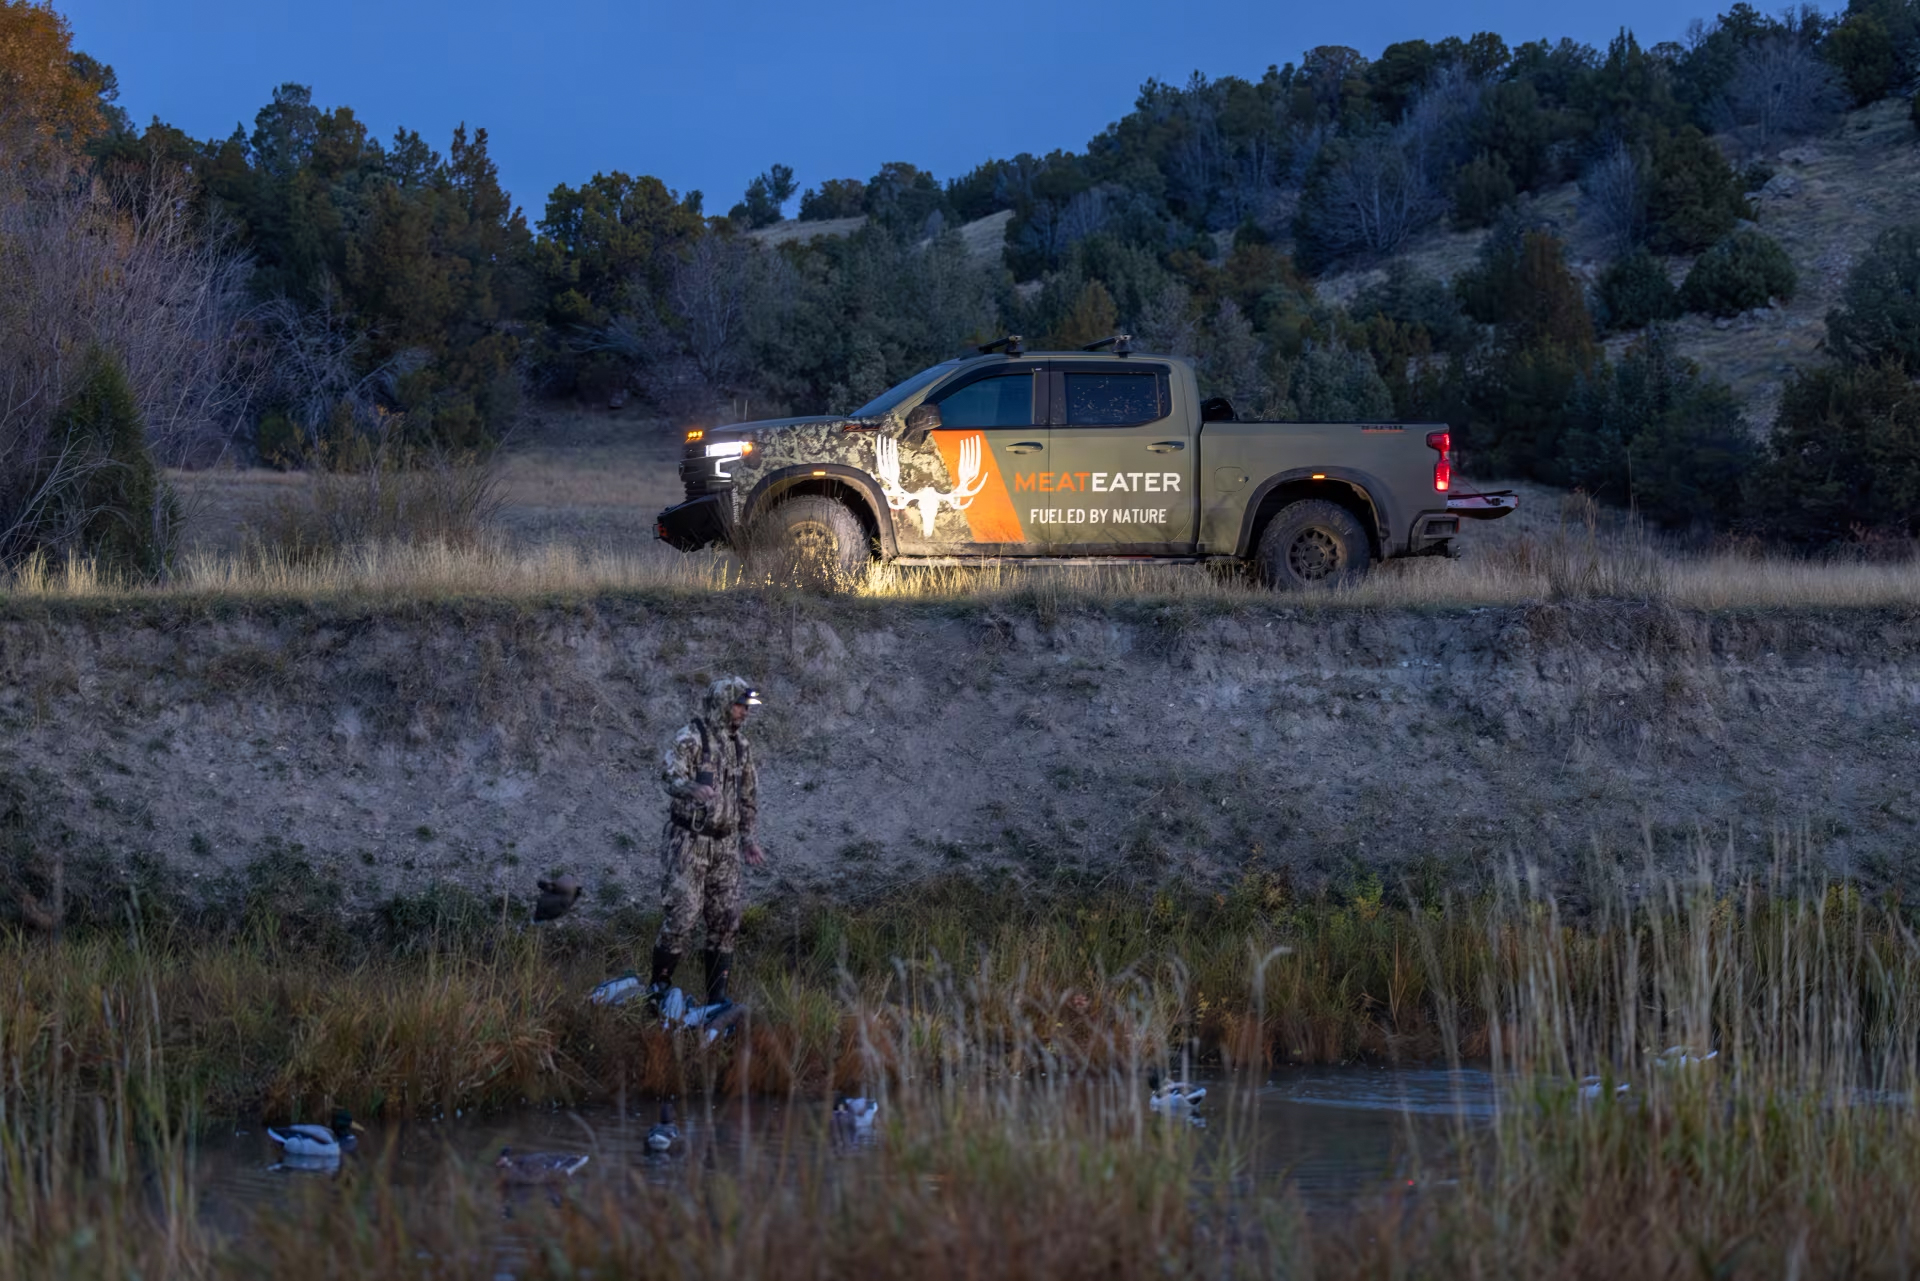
847;361;960;418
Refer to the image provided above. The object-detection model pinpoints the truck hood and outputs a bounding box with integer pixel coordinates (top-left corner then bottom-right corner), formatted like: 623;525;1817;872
715;414;865;437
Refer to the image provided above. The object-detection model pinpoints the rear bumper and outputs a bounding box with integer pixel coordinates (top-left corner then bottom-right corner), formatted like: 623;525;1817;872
655;494;734;551
1403;491;1519;554
1446;490;1519;520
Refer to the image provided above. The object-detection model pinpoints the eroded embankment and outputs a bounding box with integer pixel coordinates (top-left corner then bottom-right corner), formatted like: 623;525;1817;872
2;594;1917;918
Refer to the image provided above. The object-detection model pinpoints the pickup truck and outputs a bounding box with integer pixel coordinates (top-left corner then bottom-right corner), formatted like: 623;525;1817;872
655;338;1516;588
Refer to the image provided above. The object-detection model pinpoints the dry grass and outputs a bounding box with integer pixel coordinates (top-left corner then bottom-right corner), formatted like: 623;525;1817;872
5;527;1917;611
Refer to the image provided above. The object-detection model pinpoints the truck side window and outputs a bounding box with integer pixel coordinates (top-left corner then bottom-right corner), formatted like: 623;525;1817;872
1062;372;1164;427
933;372;1034;428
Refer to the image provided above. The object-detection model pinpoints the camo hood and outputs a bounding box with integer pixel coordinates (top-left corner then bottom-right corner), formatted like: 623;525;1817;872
701;675;760;723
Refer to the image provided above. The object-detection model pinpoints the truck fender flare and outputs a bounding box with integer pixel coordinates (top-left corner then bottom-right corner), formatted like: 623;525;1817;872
742;464;899;559
1235;467;1401;560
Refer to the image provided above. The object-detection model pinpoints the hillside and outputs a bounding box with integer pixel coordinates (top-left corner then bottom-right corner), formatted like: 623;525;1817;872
1314;98;1920;429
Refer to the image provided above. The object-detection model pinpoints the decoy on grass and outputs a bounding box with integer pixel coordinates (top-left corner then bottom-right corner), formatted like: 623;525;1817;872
1148;1072;1207;1111
532;875;584;923
646;1104;681;1153
268;1109;364;1160
495;1147;590;1183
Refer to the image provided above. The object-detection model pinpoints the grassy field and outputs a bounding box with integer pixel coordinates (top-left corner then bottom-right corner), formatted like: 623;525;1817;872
3;855;1919;1278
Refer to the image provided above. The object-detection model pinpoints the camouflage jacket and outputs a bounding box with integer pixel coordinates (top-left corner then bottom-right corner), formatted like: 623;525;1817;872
662;718;757;837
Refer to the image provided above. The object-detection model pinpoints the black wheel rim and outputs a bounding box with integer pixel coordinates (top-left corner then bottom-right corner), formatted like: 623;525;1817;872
1287;528;1341;581
787;520;841;565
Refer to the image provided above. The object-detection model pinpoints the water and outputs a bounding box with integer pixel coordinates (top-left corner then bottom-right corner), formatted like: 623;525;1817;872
189;1065;1499;1236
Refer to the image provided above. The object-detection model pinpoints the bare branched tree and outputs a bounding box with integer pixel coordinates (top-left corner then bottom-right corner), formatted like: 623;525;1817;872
1581;138;1649;255
254;285;427;448
0;159;256;568
1712;33;1844;151
1303;131;1445;260
1132;280;1199;359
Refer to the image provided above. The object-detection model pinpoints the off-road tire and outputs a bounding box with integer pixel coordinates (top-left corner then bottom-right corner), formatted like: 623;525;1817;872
747;495;871;585
1252;499;1371;590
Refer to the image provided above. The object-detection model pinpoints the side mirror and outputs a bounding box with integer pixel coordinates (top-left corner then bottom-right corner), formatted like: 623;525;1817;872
902;402;942;449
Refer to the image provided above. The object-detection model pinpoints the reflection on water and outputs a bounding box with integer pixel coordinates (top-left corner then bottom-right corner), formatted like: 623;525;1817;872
193;1066;1500;1235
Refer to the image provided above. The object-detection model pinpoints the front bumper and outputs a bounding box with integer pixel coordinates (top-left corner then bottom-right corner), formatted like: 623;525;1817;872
655;494;734;551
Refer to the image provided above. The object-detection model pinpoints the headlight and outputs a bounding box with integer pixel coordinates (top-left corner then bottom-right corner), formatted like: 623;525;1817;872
705;441;753;459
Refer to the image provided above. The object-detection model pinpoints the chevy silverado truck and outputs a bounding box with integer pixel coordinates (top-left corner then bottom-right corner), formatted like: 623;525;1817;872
655;337;1516;588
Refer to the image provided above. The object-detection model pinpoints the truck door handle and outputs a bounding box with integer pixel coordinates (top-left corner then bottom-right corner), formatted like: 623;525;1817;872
1004;441;1044;454
1146;441;1185;453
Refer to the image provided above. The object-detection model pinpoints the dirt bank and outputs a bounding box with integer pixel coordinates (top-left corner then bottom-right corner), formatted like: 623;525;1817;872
3;594;1917;918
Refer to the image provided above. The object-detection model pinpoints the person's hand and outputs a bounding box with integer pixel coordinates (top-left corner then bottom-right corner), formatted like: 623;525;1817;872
745;841;766;867
689;784;717;804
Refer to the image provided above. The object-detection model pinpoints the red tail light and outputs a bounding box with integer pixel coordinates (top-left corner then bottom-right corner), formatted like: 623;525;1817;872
1427;430;1452;492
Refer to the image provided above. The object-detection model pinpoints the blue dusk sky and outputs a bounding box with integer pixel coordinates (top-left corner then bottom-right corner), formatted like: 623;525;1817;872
66;0;1732;223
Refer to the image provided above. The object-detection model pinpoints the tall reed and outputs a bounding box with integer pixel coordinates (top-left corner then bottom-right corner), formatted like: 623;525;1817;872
4;850;1920;1277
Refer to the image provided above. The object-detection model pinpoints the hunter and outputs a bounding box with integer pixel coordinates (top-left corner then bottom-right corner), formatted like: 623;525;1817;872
646;675;764;1014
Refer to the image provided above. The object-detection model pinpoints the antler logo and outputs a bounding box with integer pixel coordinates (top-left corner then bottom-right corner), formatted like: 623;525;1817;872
874;433;989;537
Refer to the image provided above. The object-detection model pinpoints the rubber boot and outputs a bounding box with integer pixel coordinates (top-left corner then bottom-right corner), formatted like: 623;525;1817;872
703;948;733;1008
645;946;681;1016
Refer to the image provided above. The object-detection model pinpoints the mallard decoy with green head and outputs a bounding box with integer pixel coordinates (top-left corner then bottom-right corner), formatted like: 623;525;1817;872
268;1109;363;1160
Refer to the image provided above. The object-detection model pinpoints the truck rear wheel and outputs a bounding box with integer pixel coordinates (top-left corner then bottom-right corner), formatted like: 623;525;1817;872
1253;499;1371;590
746;495;871;584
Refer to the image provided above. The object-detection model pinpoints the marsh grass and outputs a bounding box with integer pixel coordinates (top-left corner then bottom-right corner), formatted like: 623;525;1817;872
5;849;1920;1277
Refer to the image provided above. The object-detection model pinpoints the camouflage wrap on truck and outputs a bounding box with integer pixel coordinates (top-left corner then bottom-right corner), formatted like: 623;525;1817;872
726;415;999;552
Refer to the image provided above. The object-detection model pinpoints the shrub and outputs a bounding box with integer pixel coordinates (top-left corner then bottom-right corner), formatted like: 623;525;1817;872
1749;362;1920;542
798;178;866;222
1593;249;1681;331
1827;224;1920;376
1646;127;1748;255
33;347;174;576
1452;152;1516;229
1558;327;1755;526
1679;230;1797;316
1825;12;1897;106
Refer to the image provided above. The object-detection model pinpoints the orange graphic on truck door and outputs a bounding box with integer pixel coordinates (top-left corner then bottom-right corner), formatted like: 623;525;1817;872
929;431;1024;543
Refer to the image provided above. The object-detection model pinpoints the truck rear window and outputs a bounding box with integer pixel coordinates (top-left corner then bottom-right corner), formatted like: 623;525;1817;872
1062;371;1165;426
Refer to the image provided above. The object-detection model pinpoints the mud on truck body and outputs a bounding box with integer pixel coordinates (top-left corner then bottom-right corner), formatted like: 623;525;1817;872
655;338;1516;588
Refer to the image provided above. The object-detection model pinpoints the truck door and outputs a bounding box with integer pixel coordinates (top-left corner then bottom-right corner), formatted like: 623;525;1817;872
1033;362;1195;554
886;365;1047;556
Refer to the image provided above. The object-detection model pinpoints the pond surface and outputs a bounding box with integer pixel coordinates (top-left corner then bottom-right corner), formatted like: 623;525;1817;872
190;1065;1499;1236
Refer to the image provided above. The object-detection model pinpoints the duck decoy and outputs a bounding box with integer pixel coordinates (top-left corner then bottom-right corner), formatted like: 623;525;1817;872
532;875;583;923
832;1095;879;1131
1578;1075;1630;1100
495;1146;589;1183
1148;1072;1206;1111
1654;1046;1718;1070
646;1103;681;1152
268;1108;364;1160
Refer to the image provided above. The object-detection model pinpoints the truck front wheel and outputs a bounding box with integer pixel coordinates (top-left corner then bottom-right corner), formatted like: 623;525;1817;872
1253;499;1371;590
746;495;871;583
